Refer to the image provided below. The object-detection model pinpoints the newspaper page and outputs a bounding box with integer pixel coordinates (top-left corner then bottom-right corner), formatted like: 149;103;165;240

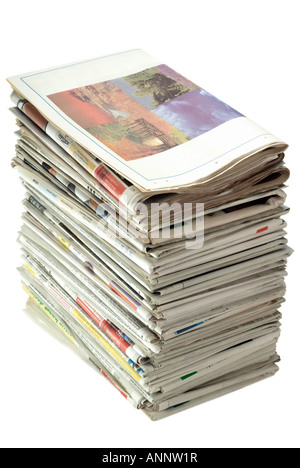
7;49;288;192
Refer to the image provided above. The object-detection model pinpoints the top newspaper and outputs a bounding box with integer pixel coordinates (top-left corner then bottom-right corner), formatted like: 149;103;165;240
7;49;287;194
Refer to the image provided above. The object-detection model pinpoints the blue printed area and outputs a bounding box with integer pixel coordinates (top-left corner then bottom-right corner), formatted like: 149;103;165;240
28;195;46;212
153;89;243;139
128;359;144;374
176;321;204;335
120;332;131;343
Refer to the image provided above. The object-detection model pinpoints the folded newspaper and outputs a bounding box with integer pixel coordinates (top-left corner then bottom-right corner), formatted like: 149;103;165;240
7;49;292;420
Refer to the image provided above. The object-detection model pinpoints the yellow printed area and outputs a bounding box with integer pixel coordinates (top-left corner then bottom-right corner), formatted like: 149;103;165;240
24;263;36;276
57;235;70;250
69;143;96;175
72;308;141;382
22;284;77;345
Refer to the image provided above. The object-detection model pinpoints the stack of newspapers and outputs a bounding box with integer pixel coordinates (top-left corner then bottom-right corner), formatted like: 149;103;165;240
7;49;291;420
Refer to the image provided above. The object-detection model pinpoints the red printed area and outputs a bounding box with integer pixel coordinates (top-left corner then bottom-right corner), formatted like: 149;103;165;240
100;321;130;354
76;296;101;326
93;165;126;201
256;226;268;234
24;102;48;131
48;90;115;128
76;297;130;354
109;283;138;310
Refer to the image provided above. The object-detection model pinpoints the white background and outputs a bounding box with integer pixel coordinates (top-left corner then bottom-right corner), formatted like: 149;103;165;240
0;0;299;449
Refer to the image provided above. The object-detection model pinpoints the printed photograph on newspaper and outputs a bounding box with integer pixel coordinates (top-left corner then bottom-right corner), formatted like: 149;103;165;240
7;49;286;191
48;66;242;161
